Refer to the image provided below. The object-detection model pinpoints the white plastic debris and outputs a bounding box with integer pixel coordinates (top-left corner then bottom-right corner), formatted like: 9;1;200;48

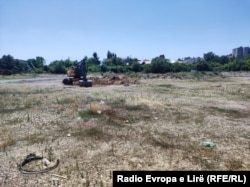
42;158;51;166
202;141;216;147
100;100;105;104
67;133;71;137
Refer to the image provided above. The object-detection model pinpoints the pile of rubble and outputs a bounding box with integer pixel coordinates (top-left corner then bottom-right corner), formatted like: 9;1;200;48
89;73;139;86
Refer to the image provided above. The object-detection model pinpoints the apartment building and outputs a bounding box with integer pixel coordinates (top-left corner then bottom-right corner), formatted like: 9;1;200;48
232;46;250;58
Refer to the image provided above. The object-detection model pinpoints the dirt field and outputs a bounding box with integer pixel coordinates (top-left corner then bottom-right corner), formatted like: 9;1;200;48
0;72;249;186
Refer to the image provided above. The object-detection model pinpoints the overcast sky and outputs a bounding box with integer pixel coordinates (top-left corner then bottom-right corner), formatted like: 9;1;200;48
0;0;249;64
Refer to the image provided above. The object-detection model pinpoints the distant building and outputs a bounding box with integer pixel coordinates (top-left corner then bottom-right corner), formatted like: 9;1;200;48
243;47;250;58
232;46;250;58
138;59;151;64
178;57;202;63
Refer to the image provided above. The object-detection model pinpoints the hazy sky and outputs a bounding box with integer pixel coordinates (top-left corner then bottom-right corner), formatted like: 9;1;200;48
0;0;249;64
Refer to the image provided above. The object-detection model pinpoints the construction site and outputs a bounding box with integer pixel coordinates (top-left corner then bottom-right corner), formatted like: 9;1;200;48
0;72;249;186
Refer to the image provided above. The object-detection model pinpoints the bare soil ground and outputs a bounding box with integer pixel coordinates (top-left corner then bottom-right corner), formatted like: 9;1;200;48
0;72;250;186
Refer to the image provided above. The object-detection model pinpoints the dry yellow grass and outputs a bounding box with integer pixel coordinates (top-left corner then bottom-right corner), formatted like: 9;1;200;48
0;72;249;186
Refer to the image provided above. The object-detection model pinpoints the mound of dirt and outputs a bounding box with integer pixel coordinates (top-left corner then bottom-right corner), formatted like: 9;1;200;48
89;73;139;86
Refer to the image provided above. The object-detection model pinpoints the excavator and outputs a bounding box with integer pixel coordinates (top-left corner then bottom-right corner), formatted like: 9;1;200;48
62;58;92;87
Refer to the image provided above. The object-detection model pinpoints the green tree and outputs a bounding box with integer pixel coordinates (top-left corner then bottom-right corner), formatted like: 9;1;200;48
86;52;101;72
48;60;67;74
86;53;101;72
27;59;36;69
93;52;100;65
196;61;212;71
34;56;45;68
0;55;15;69
100;64;109;72
131;62;142;72
218;55;229;65
64;58;75;68
172;62;190;72
107;50;116;59
0;55;27;73
151;57;172;73
142;64;152;73
203;52;218;62
103;56;124;66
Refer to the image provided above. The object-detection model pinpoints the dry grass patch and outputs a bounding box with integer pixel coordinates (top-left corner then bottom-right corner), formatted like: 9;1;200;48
0;128;16;151
207;106;248;118
0;73;249;186
72;127;111;141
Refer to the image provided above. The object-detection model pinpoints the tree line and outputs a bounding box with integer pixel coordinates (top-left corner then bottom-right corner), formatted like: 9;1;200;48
0;51;250;75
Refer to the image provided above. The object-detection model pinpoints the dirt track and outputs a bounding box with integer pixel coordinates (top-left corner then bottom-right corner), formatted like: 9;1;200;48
0;72;249;186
